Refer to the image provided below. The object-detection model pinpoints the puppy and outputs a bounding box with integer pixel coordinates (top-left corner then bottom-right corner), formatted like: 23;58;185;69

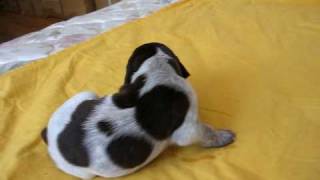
41;42;235;179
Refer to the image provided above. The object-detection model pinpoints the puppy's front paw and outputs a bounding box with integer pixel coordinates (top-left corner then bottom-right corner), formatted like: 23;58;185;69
202;129;235;148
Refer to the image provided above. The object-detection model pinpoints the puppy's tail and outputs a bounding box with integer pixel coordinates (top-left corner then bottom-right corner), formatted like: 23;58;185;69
41;127;48;145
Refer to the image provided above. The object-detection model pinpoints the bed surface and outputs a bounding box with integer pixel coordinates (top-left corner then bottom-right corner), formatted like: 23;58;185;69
0;0;320;179
0;0;178;74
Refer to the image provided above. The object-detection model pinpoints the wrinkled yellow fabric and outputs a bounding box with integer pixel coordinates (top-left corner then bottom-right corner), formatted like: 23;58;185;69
1;0;320;179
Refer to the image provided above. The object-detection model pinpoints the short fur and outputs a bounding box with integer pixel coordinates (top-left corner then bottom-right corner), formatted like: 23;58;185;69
42;42;235;179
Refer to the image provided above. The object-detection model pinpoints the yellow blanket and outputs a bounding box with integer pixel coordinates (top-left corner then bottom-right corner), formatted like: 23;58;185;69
1;0;320;179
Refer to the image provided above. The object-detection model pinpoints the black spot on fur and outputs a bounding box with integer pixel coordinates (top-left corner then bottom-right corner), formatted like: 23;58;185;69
41;127;48;144
58;98;102;167
124;42;190;84
112;75;146;108
136;85;190;140
107;135;153;168
97;121;113;136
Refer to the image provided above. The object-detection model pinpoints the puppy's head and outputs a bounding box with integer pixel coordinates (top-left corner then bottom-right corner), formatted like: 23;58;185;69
124;42;190;84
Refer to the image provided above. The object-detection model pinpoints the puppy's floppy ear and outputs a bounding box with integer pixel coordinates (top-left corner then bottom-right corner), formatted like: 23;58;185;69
124;62;134;85
157;43;190;78
176;60;190;78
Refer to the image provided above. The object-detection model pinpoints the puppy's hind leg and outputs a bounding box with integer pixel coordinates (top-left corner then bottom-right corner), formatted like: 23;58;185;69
198;123;235;148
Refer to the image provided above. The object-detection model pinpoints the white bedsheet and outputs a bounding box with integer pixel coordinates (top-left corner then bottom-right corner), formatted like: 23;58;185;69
0;0;178;74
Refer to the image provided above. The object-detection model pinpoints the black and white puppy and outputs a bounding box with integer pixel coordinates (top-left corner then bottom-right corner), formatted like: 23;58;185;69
41;43;235;179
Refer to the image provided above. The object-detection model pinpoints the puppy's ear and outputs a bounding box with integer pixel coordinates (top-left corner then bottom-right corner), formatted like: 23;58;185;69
157;43;190;78
124;63;134;85
113;75;146;108
41;127;48;145
177;60;190;78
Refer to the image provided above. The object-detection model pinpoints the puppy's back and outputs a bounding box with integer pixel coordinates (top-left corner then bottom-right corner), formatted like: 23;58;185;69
45;92;98;179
